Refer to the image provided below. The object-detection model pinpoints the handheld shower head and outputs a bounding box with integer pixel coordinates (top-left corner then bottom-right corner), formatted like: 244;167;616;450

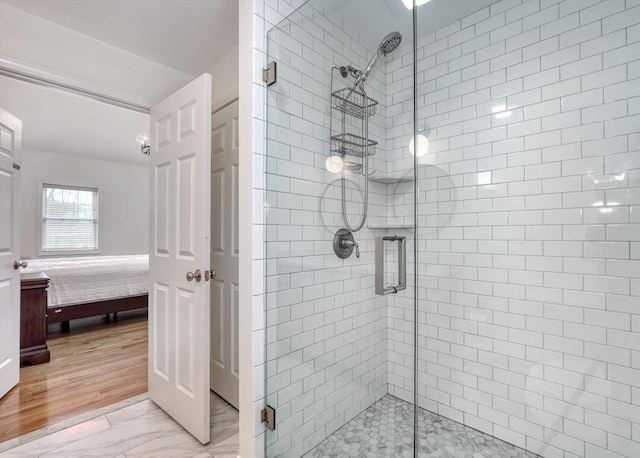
379;31;402;55
352;31;402;88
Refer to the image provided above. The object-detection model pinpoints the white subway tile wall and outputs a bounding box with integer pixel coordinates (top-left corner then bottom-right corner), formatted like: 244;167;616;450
387;1;639;457
261;1;406;456
253;0;640;457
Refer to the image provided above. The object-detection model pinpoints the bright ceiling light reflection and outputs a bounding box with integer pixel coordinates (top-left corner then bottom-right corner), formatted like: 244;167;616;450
590;172;626;185
325;155;344;173
409;134;429;157
402;0;431;9
491;104;511;118
477;172;492;185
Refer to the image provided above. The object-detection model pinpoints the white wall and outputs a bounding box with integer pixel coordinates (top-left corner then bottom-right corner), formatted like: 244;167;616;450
0;2;193;106
0;75;150;167
20;150;149;259
210;46;239;108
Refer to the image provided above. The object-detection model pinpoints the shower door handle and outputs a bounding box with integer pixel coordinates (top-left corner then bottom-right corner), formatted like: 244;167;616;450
375;235;406;295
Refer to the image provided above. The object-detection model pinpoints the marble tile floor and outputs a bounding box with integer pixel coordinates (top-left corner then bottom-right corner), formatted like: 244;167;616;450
306;395;540;458
0;392;239;458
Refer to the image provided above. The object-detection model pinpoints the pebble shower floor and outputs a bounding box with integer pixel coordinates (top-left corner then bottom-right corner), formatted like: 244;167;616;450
305;395;540;458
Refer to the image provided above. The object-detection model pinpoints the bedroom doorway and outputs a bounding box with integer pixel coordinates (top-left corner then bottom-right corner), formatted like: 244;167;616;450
0;1;241;449
0;74;149;443
0;89;242;448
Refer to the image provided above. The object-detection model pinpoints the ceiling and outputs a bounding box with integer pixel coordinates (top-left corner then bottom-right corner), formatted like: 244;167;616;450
322;0;498;51
0;0;238;166
1;0;238;76
0;76;149;165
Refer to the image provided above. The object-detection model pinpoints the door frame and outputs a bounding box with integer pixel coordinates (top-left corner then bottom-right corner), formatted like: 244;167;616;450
238;1;258;455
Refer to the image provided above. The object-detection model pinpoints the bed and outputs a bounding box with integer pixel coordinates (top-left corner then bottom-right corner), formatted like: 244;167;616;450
23;255;149;330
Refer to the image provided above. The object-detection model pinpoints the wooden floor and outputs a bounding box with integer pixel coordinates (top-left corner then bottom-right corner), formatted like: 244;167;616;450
0;309;148;443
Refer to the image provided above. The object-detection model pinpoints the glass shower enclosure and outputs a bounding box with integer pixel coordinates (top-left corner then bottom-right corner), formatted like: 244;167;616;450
264;0;640;456
265;2;416;455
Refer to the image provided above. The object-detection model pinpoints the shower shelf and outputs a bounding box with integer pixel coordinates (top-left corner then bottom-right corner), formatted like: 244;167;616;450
331;133;377;158
342;161;375;176
368;223;414;230
331;87;378;118
369;175;413;185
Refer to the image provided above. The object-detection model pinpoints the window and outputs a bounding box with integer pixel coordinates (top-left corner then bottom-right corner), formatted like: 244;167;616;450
41;183;99;253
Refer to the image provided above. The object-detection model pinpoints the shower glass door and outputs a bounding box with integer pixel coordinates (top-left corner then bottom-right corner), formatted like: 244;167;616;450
264;1;416;456
414;1;640;458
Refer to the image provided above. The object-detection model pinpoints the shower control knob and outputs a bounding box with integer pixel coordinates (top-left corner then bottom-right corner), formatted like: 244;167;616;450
341;239;360;258
333;228;359;259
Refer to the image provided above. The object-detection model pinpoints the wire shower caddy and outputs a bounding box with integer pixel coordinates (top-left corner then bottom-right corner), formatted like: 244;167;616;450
329;70;378;169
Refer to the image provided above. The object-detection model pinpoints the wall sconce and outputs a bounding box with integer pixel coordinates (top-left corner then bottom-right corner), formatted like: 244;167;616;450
137;134;150;155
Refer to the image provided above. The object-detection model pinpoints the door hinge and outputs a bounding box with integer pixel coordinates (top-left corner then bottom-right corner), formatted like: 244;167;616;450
12;163;20;170
261;405;276;431
262;61;277;86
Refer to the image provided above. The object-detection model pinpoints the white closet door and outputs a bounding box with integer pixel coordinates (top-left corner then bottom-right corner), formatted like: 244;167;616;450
0;108;22;399
210;100;240;409
148;74;212;444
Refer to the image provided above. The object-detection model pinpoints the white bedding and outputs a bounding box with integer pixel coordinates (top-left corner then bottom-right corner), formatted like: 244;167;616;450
23;255;148;307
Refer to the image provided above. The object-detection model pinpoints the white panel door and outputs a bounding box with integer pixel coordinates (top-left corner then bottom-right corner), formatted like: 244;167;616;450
148;74;212;444
210;101;239;409
0;108;22;399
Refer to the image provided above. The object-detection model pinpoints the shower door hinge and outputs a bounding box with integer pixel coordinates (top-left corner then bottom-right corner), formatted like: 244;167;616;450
263;61;277;86
261;405;276;431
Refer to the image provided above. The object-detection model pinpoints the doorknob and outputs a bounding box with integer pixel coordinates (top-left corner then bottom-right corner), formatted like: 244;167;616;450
13;260;28;270
205;269;216;281
186;269;202;282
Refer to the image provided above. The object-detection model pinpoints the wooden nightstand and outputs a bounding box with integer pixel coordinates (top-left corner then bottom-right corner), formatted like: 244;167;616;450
20;272;51;365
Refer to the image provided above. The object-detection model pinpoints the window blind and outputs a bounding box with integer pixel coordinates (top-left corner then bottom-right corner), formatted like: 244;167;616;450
41;184;98;252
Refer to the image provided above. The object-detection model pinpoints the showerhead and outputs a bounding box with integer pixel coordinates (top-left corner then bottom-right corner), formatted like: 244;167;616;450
378;31;402;55
351;31;403;89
